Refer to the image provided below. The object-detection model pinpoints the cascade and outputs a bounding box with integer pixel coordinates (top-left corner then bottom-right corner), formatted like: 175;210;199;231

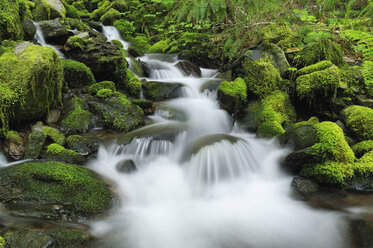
33;21;65;58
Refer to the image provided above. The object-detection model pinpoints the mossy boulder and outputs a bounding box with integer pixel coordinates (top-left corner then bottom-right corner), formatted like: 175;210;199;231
233;57;282;98
22;18;37;41
60;97;93;135
295;37;344;67
342;105;373;141
0;226;93;248
114;19;136;40
65;36;130;90
43;143;85;164
296;60;334;77
0;161;112;221
147;39;172;54
296;64;340;105
100;8;121;25
38;18;69;45
87;92;144;132
42;126;65;145
217;77;247;114
0;0;25;41
88;81;116;94
257;120;285;138
61;59;96;89
90;0;112;21
128;36;151;56
349;151;373;192
142;81;184;101
352;140;373;158
67;134;98;156
262;23;293;44
24;130;46;159
283;121;355;185
33;0;66;21
0;42;63;136
126;69;142;97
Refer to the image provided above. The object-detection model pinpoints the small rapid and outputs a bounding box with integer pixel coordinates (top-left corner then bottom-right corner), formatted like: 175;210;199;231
33;21;65;58
88;54;349;247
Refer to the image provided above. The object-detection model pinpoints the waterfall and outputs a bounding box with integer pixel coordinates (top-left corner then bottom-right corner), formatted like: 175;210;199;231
0;152;7;167
102;25;130;50
88;54;348;248
33;21;65;58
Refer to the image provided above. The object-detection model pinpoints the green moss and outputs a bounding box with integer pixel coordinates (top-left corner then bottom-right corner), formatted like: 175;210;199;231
65;35;88;50
342;105;373;141
129;36;151;56
217;77;247;113
45;143;85;164
234;57;282;97
33;0;66;21
301;161;354;185
5;130;21;144
90;0;111;21
63;18;91;32
262;23;293;43
147;39;171;53
0;43;63;136
296;60;333;77
352;140;373;158
353;150;373;177
97;88;113;98
62;59;96;89
0;0;24;41
129;57;143;76
114;19;135;40
309;122;355;163
295;37;344;67
127;77;142;97
61;97;93;135
296;65;340;105
65;4;79;18
71;1;85;10
257;120;285;138
0;236;5;247
24;130;46;159
42;126;65;145
88;81;116;94
0;161;112;214
293;117;320;128
100;8;121;25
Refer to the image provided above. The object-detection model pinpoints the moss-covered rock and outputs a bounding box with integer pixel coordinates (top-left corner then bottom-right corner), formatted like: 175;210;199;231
22;18;37;41
60;97;93;135
0;42;63;136
114;19;135;40
42;126;65;145
90;0;112;21
65;36;130;90
296;60;333;77
0;161;112;220
87;92;144;132
257;120;285;138
147;39;171;54
295;37;344;67
67;134;98;155
24;130;46;159
126;69;142;97
353;150;373;177
352;140;373;158
100;8;121;25
217;77;247;114
142;81;184;101
296;65;340;105
38;18;69;45
33;0;66;21
262;23;293;44
0;0;25;41
131;99;155;115
233;57;282;97
342;105;373;141
88;81;116;94
0;226;93;248
44;143;85;164
129;36;151;56
61;59;96;89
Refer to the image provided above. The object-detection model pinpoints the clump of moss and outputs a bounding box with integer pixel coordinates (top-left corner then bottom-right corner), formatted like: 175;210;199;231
5;130;21;144
217;77;247;114
62;59;96;89
90;0;112;21
147;39;172;54
97;88;113;98
295;37;344;67
129;36;151;56
126;69;141;97
233;57;282;98
293;116;320;128
88;81;116;94
262;23;293;43
302;161;354;185
33;0;66;20
0;43;63;136
42;126;65;145
353;150;373;177
67;134;97;155
61;97;93;135
100;8;121;25
342;105;373;141
0;0;24;41
296;60;333;77
114;19;135;40
65;35;88;50
24;130;46;159
0;161;112;216
257;120;285;138
352;140;373;158
44;143;85;164
296;65;340;105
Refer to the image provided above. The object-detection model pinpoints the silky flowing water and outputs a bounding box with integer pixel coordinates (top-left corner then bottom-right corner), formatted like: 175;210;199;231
87;52;349;247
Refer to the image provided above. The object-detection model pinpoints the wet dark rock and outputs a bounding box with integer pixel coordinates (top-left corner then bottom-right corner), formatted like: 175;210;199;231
347;177;373;193
23;19;36;41
291;176;319;200
60;97;93;135
66;135;98;156
175;60;201;77
46;109;61;125
142;81;184;101
131;99;156;115
24;131;46;159
116;159;137;174
39;18;69;45
281;148;317;173
279;125;319;150
350;219;373;248
140;60;152;77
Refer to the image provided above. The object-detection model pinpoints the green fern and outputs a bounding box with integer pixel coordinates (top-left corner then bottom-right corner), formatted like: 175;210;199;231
343;30;373;60
362;61;373;97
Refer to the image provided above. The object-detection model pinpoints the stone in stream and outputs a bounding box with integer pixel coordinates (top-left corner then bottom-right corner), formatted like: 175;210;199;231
290;176;319;201
38;18;69;45
3;130;25;160
142;81;185;101
175;60;201;77
60;97;93;135
66;134;98;156
24;130;46;159
116;159;137;174
22;19;36;41
0;161;113;222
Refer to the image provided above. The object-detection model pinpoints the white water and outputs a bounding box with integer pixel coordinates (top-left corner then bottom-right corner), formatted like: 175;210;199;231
88;55;348;248
33;22;65;58
0;152;7;167
102;25;130;50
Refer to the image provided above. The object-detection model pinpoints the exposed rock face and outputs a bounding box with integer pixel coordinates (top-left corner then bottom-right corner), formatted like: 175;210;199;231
39;18;69;45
